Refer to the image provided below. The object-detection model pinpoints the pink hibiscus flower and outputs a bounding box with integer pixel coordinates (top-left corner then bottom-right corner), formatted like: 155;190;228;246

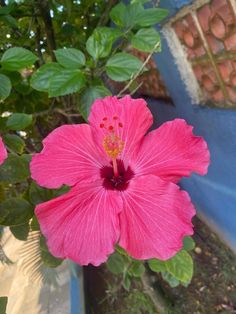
0;136;7;165
30;96;210;266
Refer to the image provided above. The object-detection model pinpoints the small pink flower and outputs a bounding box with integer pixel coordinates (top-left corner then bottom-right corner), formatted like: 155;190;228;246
0;136;7;165
30;96;210;266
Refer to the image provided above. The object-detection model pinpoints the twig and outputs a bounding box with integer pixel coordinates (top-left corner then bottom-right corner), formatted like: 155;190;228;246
35;17;45;66
33;107;82;119
35;0;56;61
141;271;169;313
54;108;82;118
97;0;118;27
117;41;160;97
129;81;143;96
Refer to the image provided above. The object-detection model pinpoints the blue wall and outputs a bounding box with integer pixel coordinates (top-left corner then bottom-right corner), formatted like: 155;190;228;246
147;0;236;251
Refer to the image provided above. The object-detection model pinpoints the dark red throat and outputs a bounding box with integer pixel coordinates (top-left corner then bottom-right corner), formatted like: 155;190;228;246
100;160;134;191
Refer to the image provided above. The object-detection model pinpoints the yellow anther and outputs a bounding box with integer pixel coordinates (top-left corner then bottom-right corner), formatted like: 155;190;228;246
103;134;124;159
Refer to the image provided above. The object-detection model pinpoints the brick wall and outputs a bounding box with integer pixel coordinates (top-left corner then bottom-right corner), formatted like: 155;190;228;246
173;0;236;107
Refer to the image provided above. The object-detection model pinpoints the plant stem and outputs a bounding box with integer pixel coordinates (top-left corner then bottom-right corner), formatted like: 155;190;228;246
117;41;161;97
141;271;170;313
35;0;56;61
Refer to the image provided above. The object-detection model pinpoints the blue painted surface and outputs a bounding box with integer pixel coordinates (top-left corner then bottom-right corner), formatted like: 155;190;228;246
70;266;84;314
146;1;236;250
172;0;194;8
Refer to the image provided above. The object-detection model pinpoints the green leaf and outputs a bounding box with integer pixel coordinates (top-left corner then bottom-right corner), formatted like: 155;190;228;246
6;113;32;130
0;47;38;71
86;27;121;60
135;8;168;27
161;272;180;288
30;215;40;231
31;63;62;92
0;184;5;202
0;70;21;86
40;235;48;252
183;236;195;251
165;250;193;283
49;69;85;97
52;185;70;198
79;84;111;120
10;223;30;241
106;53;143;82
40;236;63;268
131;0;149;4
0;297;7;314
0;245;12;265
123;273;131;291
14;81;32;95
148;258;166;273
115;245;128;256
3;134;25;154
0;5;12;15
107;252;127;275
110;2;143;28
129;261;145;277
0;118;7;132
0;14;18;28
109;2;127;27
131;28;161;52
41;250;64;268
0;198;33;226
54;48;85;68
0;154;30;183
29;182;53;205
0;74;11;100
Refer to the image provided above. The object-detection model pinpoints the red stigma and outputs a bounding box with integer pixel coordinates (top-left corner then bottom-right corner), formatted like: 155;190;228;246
100;123;105;128
113;116;118;120
118;122;123;128
108;125;114;131
102;117;108;121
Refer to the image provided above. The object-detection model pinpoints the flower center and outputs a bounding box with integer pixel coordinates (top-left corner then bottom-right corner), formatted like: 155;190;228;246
100;115;124;177
100;160;134;191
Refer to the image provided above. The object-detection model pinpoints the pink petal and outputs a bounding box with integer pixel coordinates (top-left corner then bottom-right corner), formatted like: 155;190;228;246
88;96;153;161
36;180;122;266
0;136;7;165
30;124;107;188
119;175;195;260
132;119;210;183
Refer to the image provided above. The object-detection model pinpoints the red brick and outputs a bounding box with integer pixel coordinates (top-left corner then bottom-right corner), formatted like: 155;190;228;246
185;14;194;26
193;45;206;58
217;4;235;25
211;0;228;12
209;14;227;39
187;49;195;60
183;31;195;48
211;88;224;102
227;86;236;102
173;21;185;39
202;74;216;92
193;65;203;80
197;4;211;32
206;34;224;54
218;60;233;82
187;21;199;37
230;72;236;87
224;33;236;51
203;65;218;83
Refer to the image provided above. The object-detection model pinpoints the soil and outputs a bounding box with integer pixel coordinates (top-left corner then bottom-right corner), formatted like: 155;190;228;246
84;217;236;314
